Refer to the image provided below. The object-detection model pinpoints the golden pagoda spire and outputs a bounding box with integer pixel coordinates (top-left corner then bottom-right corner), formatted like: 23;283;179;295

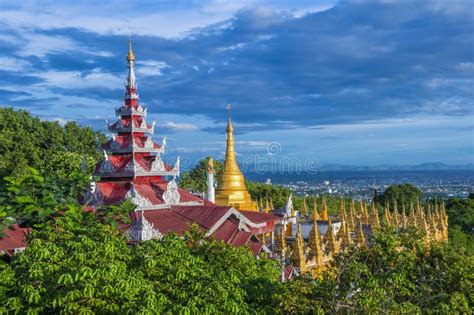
308;214;323;266
279;225;288;258
348;200;356;231
321;195;329;221
419;213;430;247
301;197;308;217
360;200;369;224
369;202;380;231
434;202;440;223
127;36;135;61
391;202;400;228
408;203;417;227
383;204;391;226
312;199;320;221
441;201;448;228
337;210;352;251
437;211;447;242
354;216;366;247
290;223;307;274
264;196;270;213
401;204;407;228
215;105;257;210
429;210;439;242
415;199;425;226
325;218;339;256
338;197;346;222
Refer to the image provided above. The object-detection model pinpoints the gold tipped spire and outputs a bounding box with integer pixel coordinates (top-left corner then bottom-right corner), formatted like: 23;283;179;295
348;200;356;231
291;223;307;274
279;225;287;257
392;202;400;228
308;215;323;265
369;202;380;231
325;218;339;256
408;203;417;227
354;216;366;247
312;200;320;222
321;195;329;221
127;36;135;61
301;197;308;217
401;204;407;228
215;105;257;210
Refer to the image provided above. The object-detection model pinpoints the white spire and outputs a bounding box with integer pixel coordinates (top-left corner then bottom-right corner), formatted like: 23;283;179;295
126;38;136;89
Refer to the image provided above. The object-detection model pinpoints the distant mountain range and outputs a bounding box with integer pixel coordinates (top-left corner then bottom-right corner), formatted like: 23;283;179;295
315;163;474;171
242;162;474;173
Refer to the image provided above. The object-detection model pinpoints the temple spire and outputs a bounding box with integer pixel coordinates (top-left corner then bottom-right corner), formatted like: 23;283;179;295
127;36;135;61
126;37;136;89
321;195;329;221
215;105;257;210
308;214;323;266
325;218;339;256
369;202;380;231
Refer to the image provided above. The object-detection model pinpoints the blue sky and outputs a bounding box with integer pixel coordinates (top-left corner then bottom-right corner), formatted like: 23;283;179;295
0;0;473;167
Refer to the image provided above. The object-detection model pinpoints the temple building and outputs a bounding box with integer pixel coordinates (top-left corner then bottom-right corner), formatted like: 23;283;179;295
81;40;278;255
214;107;258;211
0;41;449;278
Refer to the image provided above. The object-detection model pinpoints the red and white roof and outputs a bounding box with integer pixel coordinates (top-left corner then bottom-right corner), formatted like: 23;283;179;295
0;224;30;257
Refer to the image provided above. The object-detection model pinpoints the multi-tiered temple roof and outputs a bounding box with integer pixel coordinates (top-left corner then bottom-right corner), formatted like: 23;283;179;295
85;40;203;210
80;40;280;254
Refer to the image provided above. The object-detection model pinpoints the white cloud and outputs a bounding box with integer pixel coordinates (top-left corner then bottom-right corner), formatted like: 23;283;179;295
136;60;169;77
34;68;123;90
160;121;199;131
17;33;79;57
0;57;31;72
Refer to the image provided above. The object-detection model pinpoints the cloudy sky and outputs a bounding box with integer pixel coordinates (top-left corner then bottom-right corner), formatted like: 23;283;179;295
0;0;473;167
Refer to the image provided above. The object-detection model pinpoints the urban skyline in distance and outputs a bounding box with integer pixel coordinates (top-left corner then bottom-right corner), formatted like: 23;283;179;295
0;0;473;165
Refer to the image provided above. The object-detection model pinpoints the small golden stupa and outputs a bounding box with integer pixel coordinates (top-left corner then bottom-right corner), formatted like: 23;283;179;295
215;105;258;211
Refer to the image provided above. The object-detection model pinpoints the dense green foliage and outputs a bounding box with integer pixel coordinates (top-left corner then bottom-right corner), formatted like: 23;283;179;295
0;108;105;179
0;213;281;314
1;215;472;313
377;183;423;208
444;196;474;253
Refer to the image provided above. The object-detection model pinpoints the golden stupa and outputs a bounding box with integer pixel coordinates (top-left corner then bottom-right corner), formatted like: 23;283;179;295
215;106;258;211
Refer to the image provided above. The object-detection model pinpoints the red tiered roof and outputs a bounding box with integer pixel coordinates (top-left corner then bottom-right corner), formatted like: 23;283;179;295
0;224;30;257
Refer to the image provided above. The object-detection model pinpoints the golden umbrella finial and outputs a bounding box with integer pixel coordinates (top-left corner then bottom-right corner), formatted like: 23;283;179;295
127;35;135;61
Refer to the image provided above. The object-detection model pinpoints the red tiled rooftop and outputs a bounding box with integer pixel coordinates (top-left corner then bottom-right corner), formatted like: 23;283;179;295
238;210;281;224
0;224;30;255
170;205;231;229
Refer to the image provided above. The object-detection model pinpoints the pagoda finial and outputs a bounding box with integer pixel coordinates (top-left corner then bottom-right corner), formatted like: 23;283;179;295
226;104;233;132
321;195;329;221
126;37;137;89
127;36;135;61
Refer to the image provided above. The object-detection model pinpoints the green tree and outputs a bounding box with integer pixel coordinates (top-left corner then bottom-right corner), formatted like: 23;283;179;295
0;108;105;180
378;184;423;209
0;213;282;313
0;168;86;233
179;157;223;193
